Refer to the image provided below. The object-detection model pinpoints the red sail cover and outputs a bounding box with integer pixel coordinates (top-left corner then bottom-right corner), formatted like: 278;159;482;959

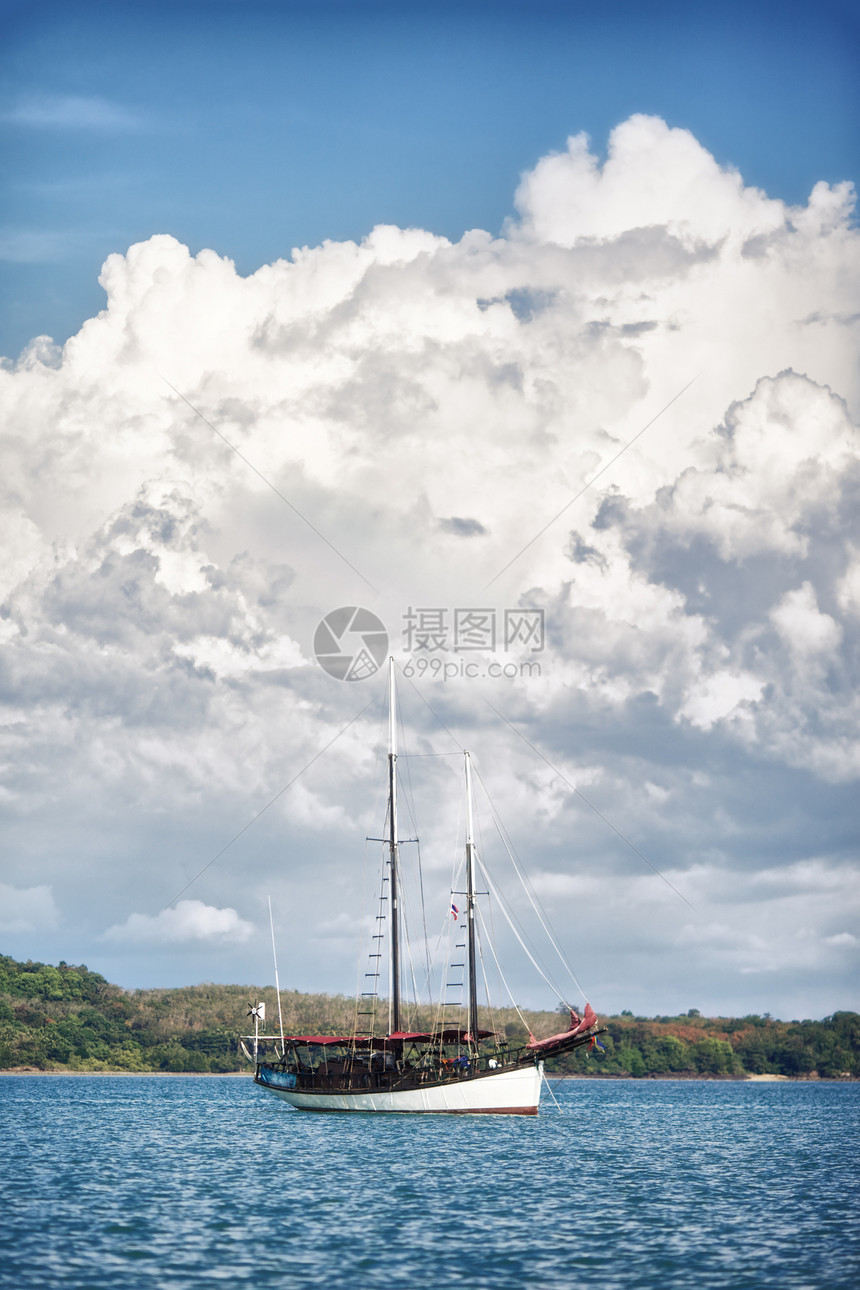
572;1003;597;1035
526;1003;597;1051
280;1029;496;1048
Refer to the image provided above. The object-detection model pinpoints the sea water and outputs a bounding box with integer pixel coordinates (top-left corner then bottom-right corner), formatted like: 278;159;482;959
0;1076;857;1289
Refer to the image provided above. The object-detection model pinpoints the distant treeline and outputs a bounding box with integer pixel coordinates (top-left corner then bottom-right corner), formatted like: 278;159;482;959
1;954;857;1078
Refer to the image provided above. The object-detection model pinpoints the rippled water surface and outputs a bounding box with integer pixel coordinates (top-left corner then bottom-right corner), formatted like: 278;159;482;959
1;1076;857;1288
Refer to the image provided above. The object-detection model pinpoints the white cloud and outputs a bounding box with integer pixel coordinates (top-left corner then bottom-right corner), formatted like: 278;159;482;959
0;884;60;933
103;900;254;945
4;94;144;132
771;583;843;658
680;670;764;730
836;550;860;616
0;115;857;1013
513;115;786;248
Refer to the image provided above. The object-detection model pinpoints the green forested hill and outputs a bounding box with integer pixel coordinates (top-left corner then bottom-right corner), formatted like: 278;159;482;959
1;953;857;1077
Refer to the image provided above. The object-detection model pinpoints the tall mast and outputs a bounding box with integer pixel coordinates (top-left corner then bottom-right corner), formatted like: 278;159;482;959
464;751;479;1050
387;658;401;1036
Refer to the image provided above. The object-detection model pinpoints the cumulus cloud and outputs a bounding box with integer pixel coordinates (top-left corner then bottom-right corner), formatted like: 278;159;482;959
770;583;842;658
0;884;60;933
103;900;254;945
0;115;857;1011
513;115;786;247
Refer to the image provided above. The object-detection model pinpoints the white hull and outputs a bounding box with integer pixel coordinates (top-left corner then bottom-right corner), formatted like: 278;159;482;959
258;1062;544;1114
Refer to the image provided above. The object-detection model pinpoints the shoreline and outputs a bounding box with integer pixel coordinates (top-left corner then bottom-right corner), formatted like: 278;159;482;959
2;1068;855;1082
0;1068;250;1077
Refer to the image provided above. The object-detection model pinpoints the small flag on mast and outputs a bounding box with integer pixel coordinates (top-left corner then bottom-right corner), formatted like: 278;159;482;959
450;902;459;920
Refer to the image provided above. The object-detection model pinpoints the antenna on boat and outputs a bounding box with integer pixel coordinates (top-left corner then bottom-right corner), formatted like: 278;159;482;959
464;751;480;1053
388;658;402;1036
268;896;286;1060
247;999;265;1059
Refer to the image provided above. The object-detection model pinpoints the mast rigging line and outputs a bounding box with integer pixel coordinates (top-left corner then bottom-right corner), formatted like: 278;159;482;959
267;896;286;1061
481;696;697;913
474;903;535;1039
543;1079;564;1112
395;688;433;991
481;854;573;1008
353;838;377;1039
472;822;573;1007
165;697;376;909
472;762;590;1004
396;665;692;915
476;860;568;1006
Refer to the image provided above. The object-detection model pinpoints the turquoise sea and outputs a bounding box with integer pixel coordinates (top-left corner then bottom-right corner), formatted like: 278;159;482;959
1;1075;857;1289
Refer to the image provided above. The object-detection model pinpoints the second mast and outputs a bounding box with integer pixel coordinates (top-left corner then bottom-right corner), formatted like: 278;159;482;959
387;659;401;1035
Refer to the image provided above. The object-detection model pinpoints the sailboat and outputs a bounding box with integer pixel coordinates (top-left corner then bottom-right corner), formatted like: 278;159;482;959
245;660;604;1114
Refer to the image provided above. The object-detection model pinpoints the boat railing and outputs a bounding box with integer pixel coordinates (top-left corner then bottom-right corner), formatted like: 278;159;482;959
255;1024;606;1090
257;1039;544;1092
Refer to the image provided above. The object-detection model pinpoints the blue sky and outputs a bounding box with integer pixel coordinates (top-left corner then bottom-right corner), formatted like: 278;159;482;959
1;0;857;359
